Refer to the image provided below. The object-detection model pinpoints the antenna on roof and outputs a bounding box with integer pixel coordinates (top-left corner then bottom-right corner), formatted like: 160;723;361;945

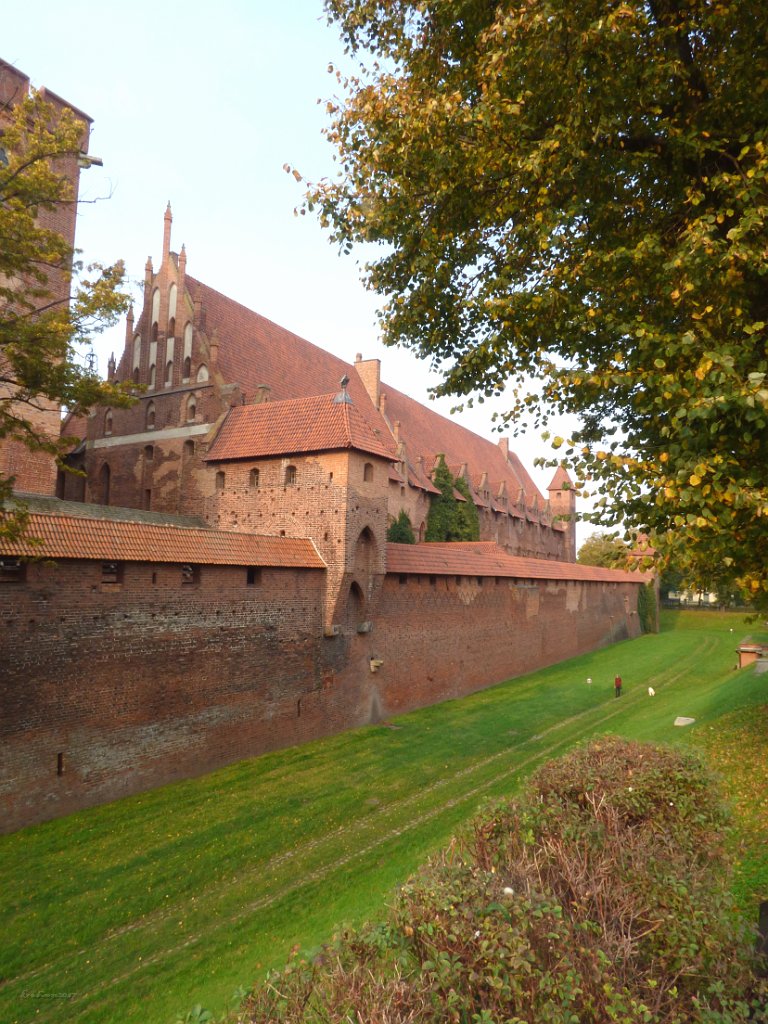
334;374;353;405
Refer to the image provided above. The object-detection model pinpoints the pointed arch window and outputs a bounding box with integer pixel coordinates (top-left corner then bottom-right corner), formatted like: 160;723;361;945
146;401;156;429
197;364;209;383
186;394;197;422
149;363;156;388
183;356;191;381
250;467;260;488
284;464;297;486
104;409;113;435
165;360;173;386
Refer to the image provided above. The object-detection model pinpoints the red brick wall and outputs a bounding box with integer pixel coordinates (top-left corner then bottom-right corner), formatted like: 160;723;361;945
341;573;643;721
0;558;362;832
0;557;644;833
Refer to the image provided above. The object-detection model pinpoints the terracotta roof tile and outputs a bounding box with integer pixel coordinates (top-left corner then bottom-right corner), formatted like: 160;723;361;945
386;541;648;584
185;275;553;518
204;393;397;462
0;512;325;569
549;466;573;490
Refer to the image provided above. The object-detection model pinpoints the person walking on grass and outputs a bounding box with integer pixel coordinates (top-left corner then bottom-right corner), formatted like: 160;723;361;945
614;674;623;698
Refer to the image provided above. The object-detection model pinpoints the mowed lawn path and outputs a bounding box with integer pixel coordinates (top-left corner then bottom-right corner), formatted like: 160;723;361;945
1;611;766;1024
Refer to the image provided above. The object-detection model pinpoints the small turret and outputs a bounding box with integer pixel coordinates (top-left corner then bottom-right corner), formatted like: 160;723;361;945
163;201;172;260
548;465;576;561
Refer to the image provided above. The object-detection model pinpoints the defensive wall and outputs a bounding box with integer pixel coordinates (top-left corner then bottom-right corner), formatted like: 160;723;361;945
0;514;644;833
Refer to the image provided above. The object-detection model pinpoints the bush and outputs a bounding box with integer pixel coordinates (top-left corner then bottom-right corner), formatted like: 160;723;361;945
638;581;658;633
238;739;767;1024
387;510;416;544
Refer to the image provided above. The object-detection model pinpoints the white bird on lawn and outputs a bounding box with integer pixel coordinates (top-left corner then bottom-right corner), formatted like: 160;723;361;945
648;687;656;697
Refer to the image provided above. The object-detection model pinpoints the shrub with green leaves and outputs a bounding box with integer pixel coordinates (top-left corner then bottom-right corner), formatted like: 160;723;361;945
387;510;416;544
239;739;767;1023
638;581;658;633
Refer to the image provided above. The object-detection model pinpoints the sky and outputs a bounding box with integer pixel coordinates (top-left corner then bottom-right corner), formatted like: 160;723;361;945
6;0;588;530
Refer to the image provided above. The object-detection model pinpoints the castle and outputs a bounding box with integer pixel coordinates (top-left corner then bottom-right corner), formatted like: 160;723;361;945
0;68;647;834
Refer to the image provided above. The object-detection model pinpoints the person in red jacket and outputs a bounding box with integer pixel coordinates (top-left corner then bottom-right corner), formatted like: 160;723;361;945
614;674;623;698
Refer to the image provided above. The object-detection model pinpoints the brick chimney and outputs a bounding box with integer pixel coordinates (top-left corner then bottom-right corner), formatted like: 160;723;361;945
353;353;381;409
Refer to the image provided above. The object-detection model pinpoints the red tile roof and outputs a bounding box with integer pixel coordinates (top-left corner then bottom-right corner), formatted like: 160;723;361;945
0;513;325;568
204;393;397;462
548;466;573;490
185;275;550;510
386;541;648;583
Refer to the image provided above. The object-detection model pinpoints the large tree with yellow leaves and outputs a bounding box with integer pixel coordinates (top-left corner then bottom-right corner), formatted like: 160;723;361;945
308;0;768;600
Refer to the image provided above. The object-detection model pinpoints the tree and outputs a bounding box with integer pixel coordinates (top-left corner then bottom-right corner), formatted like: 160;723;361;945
309;0;768;604
425;454;480;541
577;531;630;569
425;454;459;542
1;89;132;538
453;474;480;541
387;508;416;543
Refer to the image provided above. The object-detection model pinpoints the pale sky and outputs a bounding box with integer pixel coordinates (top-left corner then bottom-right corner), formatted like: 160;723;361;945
5;1;589;531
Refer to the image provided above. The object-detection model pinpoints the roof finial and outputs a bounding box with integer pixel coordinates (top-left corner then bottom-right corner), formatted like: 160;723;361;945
334;373;352;405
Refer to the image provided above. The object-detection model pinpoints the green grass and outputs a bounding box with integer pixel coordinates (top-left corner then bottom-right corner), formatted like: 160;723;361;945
1;610;766;1024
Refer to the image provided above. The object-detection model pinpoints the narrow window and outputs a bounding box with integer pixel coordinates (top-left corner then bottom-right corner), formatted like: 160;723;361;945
99;463;111;505
146;401;156;429
132;367;139;385
215;470;225;491
104;409;113;435
429;575;437;586
149;363;156;388
284;464;297;486
181;564;200;586
101;561;123;584
399;574;407;585
249;467;260;488
247;567;262;586
143;488;152;509
183;356;191;380
151;321;158;342
183;439;194;460
57;752;64;777
165;360;173;386
363;462;373;482
144;444;154;461
186;395;197;421
168;316;176;338
0;557;25;583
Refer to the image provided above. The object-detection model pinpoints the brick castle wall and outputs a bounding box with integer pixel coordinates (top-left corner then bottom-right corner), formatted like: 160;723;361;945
1;556;642;833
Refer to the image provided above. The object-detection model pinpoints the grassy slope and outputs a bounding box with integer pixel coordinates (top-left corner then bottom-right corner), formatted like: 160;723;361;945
1;610;765;1024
